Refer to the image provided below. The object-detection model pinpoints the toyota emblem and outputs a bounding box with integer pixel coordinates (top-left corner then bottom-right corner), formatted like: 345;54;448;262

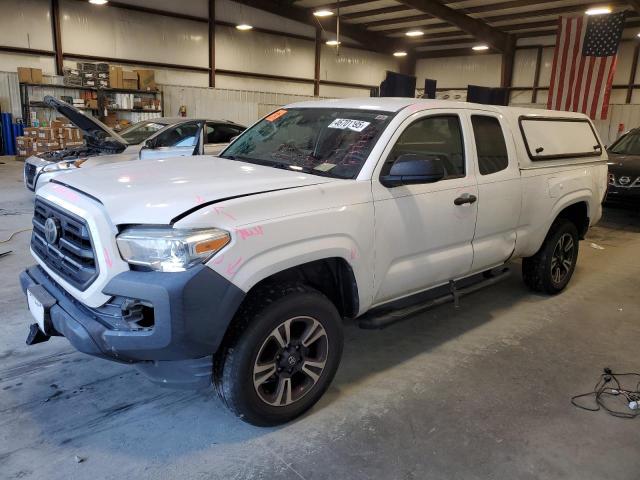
619;176;631;185
44;217;60;244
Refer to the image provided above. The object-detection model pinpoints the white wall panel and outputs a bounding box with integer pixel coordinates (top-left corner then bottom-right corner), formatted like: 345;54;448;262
538;47;555;87
0;53;56;75
319;46;398;86
59;0;208;67
161;84;318;126
512;49;537;87
216;75;314;96
216;26;314;79
115;0;208;18
415;54;502;89
510;89;534;105
0;0;53;51
0;72;22;118
319;84;371;98
613;42;635;85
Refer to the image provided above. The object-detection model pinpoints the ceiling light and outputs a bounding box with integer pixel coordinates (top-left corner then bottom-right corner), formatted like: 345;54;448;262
313;9;334;17
585;7;612;15
393;51;408;57
326;40;341;46
89;0;108;4
236;24;253;30
472;45;489;51
406;30;424;37
637;32;640;37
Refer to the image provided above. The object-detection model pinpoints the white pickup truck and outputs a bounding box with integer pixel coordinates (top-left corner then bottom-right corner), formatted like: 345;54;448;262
20;98;608;426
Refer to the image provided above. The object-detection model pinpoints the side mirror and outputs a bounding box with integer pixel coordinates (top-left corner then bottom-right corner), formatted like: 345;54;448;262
229;135;239;143
380;154;445;187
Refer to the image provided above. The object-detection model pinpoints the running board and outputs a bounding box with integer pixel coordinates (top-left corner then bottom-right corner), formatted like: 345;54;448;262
358;268;511;330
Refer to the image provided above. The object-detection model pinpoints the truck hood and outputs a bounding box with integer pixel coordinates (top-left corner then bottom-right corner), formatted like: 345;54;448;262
43;95;127;154
49;156;335;225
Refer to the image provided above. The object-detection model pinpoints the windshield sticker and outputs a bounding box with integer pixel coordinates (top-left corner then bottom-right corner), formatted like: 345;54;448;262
328;119;371;132
265;109;287;122
375;114;389;121
314;163;336;172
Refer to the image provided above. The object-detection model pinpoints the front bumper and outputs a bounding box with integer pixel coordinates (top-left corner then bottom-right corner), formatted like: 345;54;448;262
606;185;640;202
20;264;245;388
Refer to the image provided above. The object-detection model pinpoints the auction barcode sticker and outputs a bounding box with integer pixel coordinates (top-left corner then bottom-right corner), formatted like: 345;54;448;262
328;119;370;132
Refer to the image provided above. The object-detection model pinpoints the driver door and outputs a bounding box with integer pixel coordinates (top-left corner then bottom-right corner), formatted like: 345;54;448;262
371;111;479;305
139;121;203;160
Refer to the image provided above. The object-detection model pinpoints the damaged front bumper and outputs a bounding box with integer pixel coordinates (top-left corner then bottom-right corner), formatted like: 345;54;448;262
20;264;245;389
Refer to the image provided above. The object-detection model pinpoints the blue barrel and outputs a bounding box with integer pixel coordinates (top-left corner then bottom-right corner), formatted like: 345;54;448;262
1;113;14;155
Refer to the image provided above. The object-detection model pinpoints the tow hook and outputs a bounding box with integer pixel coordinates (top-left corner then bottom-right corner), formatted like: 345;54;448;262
26;323;50;345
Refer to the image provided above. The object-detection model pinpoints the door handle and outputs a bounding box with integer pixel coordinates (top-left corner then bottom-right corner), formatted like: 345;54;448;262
454;194;477;206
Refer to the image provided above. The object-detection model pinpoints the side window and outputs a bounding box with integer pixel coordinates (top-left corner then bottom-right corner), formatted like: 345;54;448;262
205;123;243;144
154;122;200;148
384;115;465;178
471;115;509;175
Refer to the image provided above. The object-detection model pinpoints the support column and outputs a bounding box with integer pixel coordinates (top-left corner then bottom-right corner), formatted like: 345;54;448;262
626;43;639;104
531;46;542;104
314;26;321;96
208;0;216;88
500;36;515;91
51;0;63;75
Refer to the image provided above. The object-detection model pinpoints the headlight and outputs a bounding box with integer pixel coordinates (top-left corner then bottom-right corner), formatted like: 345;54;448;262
42;159;86;172
116;227;230;272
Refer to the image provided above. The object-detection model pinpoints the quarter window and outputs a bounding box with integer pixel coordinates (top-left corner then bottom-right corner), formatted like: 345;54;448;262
471;115;509;175
384;115;465;178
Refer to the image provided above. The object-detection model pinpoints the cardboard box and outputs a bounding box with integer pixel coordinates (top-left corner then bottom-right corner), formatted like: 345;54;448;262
36;140;60;152
134;69;156;91
109;66;123;89
85;99;98;109
18;67;32;83
17;148;29;157
16;136;34;148
31;68;43;83
122;71;138;90
37;128;56;141
25;127;39;137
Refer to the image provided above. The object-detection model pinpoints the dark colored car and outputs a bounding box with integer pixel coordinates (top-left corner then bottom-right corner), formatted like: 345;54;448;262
606;129;640;203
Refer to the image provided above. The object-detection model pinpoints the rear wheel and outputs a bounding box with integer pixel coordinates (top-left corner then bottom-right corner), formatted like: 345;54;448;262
214;283;343;426
522;218;579;294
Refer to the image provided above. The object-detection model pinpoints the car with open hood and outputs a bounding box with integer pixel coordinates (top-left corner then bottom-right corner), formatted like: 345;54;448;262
23;96;245;191
20;98;607;426
606;128;640;203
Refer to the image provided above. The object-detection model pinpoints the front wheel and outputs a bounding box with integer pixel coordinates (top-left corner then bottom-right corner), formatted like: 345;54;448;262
214;283;343;426
522;218;580;294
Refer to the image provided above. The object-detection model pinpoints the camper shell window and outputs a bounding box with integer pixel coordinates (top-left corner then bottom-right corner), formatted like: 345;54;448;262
518;116;602;161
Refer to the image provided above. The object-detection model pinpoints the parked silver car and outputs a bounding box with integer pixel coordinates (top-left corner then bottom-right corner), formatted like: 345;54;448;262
23;96;245;191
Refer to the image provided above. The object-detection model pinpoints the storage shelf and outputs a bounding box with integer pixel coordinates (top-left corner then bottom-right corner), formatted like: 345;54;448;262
20;81;164;127
21;82;160;95
107;108;162;113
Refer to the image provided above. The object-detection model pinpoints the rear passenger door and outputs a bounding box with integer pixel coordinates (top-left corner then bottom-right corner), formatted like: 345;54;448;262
468;113;521;271
139;121;203;160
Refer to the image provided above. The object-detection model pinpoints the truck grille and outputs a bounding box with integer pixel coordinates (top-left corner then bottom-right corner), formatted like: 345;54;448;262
24;163;37;189
31;199;99;291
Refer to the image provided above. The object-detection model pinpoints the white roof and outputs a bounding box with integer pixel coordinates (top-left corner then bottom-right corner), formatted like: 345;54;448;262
285;97;590;120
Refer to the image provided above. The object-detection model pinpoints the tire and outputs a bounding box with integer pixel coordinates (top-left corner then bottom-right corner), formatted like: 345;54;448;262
214;282;343;426
522;218;580;295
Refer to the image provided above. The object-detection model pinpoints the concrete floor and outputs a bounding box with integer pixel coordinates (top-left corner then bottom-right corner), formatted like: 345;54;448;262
1;157;640;480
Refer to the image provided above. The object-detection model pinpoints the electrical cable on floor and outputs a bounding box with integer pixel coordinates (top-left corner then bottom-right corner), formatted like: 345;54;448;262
571;368;640;419
0;227;31;244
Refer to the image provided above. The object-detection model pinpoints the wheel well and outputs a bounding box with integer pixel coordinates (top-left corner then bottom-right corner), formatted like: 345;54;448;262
249;258;359;318
556;201;589;239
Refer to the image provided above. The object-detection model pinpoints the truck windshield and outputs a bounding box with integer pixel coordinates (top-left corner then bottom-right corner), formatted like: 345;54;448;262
609;130;640;155
220;108;395;179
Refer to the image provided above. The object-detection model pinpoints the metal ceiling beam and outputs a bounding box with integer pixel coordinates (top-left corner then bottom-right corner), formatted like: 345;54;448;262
368;0;627;32
397;0;512;51
230;0;402;53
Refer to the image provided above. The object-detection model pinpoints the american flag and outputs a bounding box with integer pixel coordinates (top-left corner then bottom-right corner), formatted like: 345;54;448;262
547;12;625;120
